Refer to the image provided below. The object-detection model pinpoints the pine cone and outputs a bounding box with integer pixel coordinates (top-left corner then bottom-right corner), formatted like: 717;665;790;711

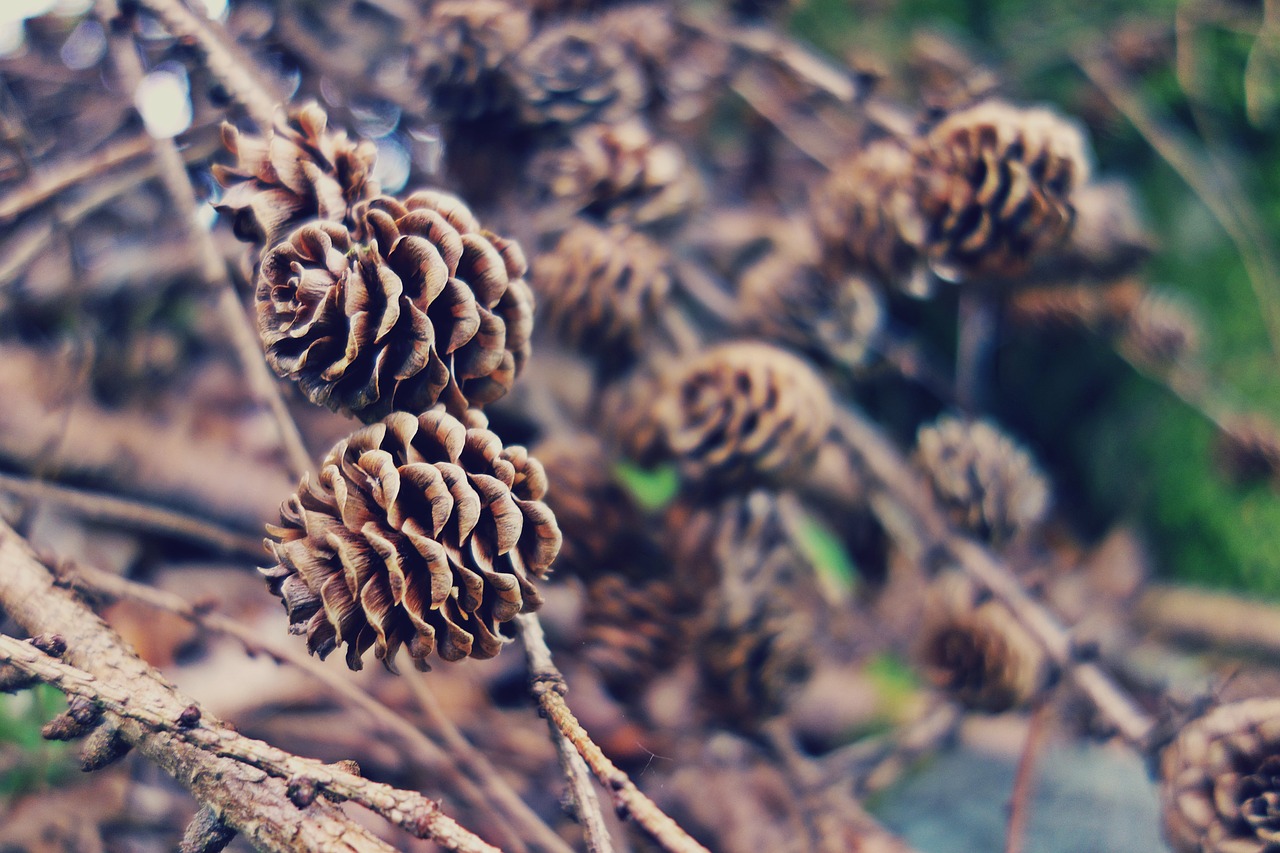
262;409;562;671
914;100;1090;280
917;573;1050;712
580;574;694;697
511;21;647;126
812;141;925;291
535;432;657;579
739;248;883;370
914;416;1050;546
656;342;835;488
1159;698;1280;853
529;119;700;227
213;102;378;252
1117;290;1201;372
414;1;531;121
256;190;534;420
1215;414;1280;487
678;492;817;728
533;220;672;364
600;367;670;467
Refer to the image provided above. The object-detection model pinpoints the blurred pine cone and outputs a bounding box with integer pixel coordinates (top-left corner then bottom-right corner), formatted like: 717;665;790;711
1117;289;1201;372
256;191;534;420
533;220;672;364
535;432;657;579
914;100;1089;280
414;0;532;121
739;247;883;371
812;140;924;291
1214;414;1280;487
262;409;562;671
213;102;378;251
529;119;700;227
656;342;835;488
913;416;1049;546
580;573;695;697
679;492;816;728
511;21;647;126
918;573;1050;712
1158;698;1280;853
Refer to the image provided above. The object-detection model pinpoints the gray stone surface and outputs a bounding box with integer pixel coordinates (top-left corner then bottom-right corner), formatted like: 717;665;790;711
874;744;1171;852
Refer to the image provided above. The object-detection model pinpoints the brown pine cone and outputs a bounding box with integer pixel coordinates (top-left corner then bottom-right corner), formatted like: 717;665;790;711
1159;698;1280;853
533;221;672;363
529;119;701;227
677;492;817;728
256;190;534;420
414;0;532;121
511;21;647;126
1214;414;1280;487
739;248;883;371
656;342;834;488
580;574;695;697
213;102;378;252
917;573;1050;712
914;100;1090;280
535;432;657;579
812;140;925;291
1117;289;1201;372
262;409;562;671
913;416;1049;547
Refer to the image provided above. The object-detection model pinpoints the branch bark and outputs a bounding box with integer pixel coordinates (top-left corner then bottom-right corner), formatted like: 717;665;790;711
0;518;397;852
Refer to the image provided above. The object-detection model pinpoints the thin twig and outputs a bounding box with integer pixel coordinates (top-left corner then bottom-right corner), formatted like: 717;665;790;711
65;560;555;853
515;613;617;853
1004;702;1051;853
0;135;152;223
515;612;707;853
0;632;500;853
833;406;1157;748
131;0;279;129
680;14;858;103
101;0;313;483
402;674;578;853
0;472;263;559
0;519;397;853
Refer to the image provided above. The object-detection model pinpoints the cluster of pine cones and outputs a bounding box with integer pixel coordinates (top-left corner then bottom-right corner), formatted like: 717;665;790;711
199;1;1280;849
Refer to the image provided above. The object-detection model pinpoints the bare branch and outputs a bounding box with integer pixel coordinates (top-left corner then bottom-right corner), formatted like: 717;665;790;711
832;406;1156;748
100;0;313;482
0;472;263;559
65;559;566;853
0;518;395;852
0;630;499;853
516;612;710;853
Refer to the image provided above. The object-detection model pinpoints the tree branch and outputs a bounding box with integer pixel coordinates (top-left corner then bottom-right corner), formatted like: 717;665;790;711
64;559;568;853
516;612;710;853
833;406;1156;748
0;517;397;852
100;0;313;482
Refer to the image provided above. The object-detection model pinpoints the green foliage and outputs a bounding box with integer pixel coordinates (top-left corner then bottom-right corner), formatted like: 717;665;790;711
614;461;680;511
0;686;75;800
794;0;1280;599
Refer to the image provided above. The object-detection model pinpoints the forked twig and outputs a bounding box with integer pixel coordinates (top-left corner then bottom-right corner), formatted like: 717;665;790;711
516;612;709;853
0;632;500;853
833;406;1156;749
1005;701;1051;853
66;560;568;853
